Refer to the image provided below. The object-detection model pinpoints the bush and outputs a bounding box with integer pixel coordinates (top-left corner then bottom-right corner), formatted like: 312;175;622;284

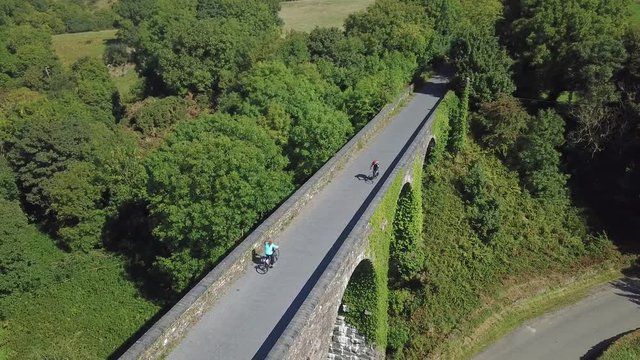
463;161;501;243
390;183;425;284
387;318;411;352
104;42;130;67
127;96;188;136
0;156;19;201
475;94;529;160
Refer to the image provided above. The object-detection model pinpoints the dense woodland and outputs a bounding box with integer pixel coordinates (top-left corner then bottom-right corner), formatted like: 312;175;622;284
0;0;638;358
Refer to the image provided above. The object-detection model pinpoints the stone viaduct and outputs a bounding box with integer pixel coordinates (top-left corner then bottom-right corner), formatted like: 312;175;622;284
120;76;449;360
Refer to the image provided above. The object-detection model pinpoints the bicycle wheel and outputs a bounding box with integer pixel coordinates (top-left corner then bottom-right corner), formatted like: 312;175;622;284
256;257;269;274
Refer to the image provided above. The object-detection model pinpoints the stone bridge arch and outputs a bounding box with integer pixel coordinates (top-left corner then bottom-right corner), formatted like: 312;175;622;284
328;259;380;359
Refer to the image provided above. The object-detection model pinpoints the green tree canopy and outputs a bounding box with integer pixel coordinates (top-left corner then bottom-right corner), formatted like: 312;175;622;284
504;0;628;99
71;57;119;124
131;0;281;96
476;94;530;159
517;109;568;201
218;60;352;181
2;99;145;251
126;96;189;136
0;24;61;91
451;32;516;105
146;113;294;292
345;0;433;60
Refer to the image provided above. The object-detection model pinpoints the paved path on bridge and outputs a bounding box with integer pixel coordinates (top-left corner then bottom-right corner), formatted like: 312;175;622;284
473;277;640;360
168;77;448;360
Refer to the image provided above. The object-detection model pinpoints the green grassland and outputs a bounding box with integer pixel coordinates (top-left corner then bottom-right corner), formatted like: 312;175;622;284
0;199;160;359
279;0;374;32
633;1;640;26
93;0;117;10
52;29;118;68
599;329;640;360
52;29;141;102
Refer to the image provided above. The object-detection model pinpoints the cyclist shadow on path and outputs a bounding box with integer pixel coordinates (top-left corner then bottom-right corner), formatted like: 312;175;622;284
355;173;376;184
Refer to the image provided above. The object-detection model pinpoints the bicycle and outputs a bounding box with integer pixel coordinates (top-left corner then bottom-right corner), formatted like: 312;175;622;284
256;248;279;274
370;160;380;180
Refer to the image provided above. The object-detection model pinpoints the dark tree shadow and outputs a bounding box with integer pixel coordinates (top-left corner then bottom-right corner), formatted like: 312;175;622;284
102;200;171;303
413;79;450;97
611;276;640;307
580;327;640;360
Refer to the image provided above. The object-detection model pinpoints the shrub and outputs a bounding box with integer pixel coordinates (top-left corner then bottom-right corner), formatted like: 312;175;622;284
475;94;529;160
127;96;188;136
390;183;425;285
463;161;501;243
104;42;130;67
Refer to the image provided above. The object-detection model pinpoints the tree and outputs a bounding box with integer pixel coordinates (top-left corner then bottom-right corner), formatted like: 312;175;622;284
503;0;627;100
463;161;501;243
0;24;61;91
274;31;311;66
0;156;19;201
103;42;130;67
2;101;146;251
146;114;294;293
218;60;352;181
517;109;568;201
288;102;353;181
0;198;61;300
449;78;470;153
71;57;119;123
126;96;188;136
345;0;433;60
114;0;158;26
131;0;280;96
476;94;530;160
450;32;515;105
196;0;282;32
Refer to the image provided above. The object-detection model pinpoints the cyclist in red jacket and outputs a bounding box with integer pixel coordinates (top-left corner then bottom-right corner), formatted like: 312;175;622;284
370;160;380;179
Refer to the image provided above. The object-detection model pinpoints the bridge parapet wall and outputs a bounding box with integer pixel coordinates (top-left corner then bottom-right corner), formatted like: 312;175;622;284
119;85;414;360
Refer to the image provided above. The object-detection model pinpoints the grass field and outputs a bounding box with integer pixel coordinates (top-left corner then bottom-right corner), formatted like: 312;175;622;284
632;1;640;26
93;0;116;10
52;29;141;102
52;29;118;68
279;0;374;32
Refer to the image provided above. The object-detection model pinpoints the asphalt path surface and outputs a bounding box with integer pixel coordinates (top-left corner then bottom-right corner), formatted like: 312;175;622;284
167;77;449;360
473;277;640;360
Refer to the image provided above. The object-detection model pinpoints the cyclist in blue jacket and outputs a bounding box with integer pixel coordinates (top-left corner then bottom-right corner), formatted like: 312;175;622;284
264;240;279;268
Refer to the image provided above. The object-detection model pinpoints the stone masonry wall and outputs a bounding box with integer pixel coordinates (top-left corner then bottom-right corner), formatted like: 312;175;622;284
327;316;378;360
118;85;414;360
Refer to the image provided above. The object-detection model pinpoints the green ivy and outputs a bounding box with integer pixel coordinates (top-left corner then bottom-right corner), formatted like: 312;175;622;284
390;183;425;285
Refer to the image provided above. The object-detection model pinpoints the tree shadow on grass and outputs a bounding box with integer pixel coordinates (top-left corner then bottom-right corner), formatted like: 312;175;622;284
580;327;639;360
